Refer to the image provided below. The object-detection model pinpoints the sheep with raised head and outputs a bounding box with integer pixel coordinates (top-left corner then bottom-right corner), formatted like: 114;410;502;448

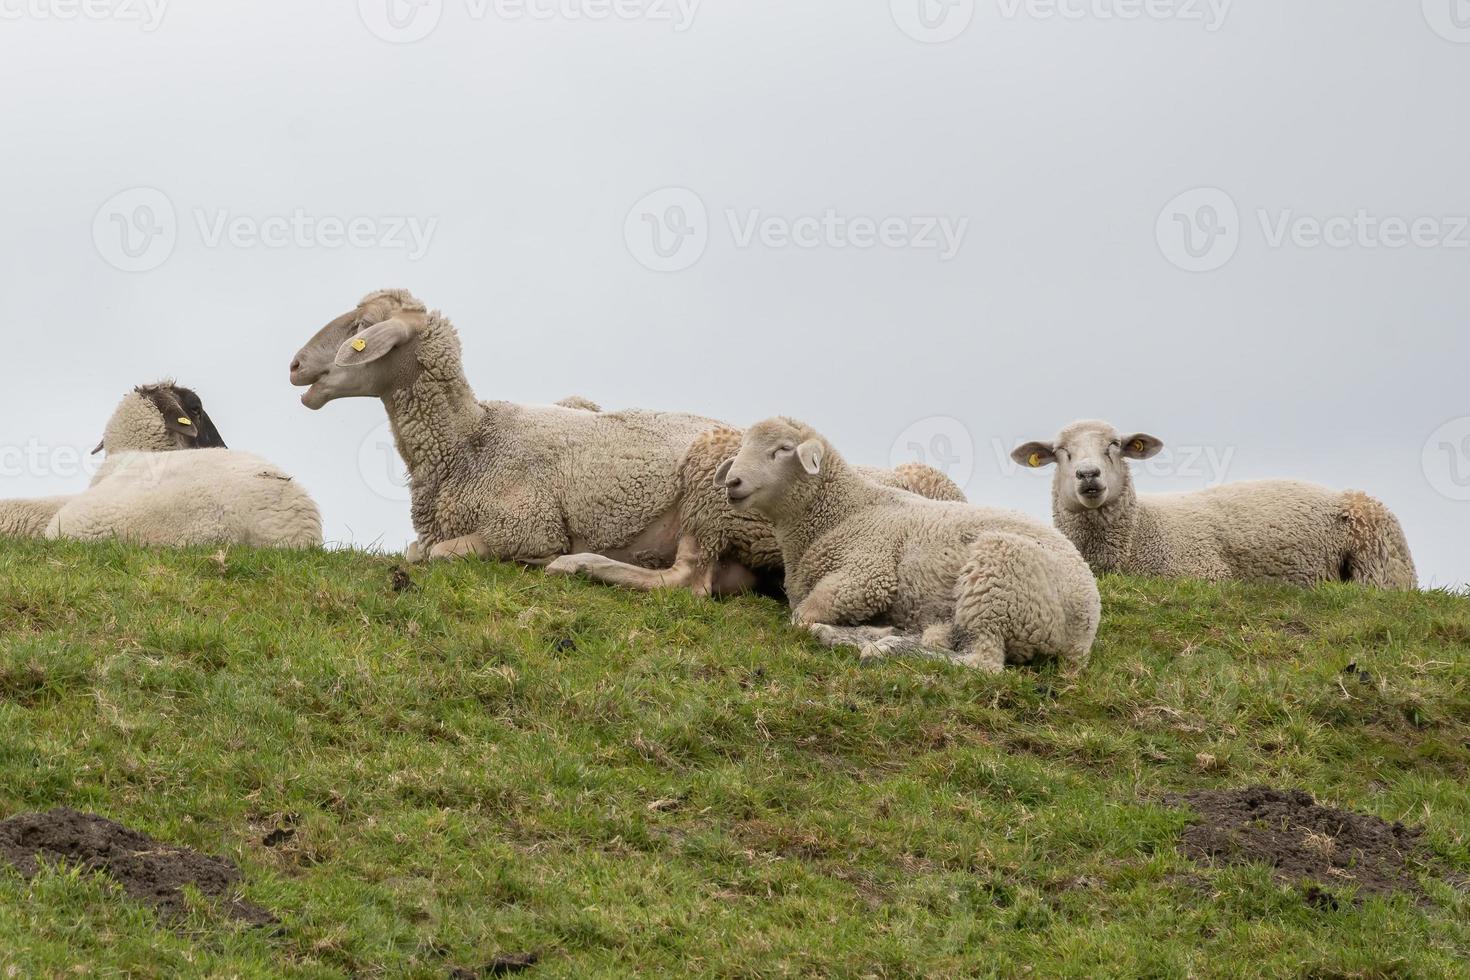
715;417;1101;672
291;290;965;596
1010;419;1417;589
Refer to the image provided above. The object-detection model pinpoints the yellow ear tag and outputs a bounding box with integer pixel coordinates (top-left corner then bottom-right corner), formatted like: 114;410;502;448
351;338;367;352
1029;453;1042;468
1132;440;1145;453
178;418;192;426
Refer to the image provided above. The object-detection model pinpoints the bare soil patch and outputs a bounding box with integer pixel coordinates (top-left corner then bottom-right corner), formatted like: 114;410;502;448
0;807;272;925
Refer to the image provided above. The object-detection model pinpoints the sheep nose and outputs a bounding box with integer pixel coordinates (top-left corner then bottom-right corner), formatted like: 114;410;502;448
725;475;743;490
1076;466;1101;481
290;357;302;374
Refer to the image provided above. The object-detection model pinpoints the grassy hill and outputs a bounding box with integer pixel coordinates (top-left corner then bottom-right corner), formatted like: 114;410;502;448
0;540;1467;978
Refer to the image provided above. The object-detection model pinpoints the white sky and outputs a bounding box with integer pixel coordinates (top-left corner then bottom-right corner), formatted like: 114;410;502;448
1;0;1467;587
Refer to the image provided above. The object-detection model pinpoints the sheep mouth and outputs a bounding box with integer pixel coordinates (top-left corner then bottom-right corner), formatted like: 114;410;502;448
726;489;755;506
1077;483;1105;500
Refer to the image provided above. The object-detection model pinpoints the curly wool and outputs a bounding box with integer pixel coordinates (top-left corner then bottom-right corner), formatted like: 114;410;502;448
378;305;726;562
1056;478;1418;590
750;421;1100;672
677;427;969;577
45;449;322;549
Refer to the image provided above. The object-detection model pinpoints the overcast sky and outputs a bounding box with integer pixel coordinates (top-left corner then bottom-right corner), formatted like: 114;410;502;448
1;0;1466;588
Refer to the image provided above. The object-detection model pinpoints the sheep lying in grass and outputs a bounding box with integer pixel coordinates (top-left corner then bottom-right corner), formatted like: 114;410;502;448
1;382;227;539
545;425;966;595
1010;419;1417;590
1;383;322;549
291;289;964;596
716;417;1100;672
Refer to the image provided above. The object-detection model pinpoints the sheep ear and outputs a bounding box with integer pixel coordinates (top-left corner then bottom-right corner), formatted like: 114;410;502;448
1121;434;1164;460
1011;442;1057;469
164;414;201;443
713;458;735;489
796;440;824;476
336;318;414;366
91;440;105;456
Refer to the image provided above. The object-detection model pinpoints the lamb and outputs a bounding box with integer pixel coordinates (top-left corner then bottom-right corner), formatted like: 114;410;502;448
1;381;228;540
290;290;965;595
544;425;967;595
716;417;1101;672
1;382;322;549
1010;419;1418;590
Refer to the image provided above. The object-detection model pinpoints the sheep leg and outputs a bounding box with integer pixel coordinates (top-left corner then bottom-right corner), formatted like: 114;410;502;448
428;533;493;560
545;534;711;594
804;624;953;663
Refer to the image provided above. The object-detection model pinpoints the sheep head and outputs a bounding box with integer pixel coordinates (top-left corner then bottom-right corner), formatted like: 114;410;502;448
292;289;431;410
93;382;227;456
1011;420;1162;513
715;417;829;520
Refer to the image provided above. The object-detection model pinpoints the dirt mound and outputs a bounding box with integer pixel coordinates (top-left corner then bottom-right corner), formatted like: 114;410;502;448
1164;786;1433;901
0;807;272;925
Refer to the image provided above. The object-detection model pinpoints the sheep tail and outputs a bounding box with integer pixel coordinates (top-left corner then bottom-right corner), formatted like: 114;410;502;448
1340;491;1418;590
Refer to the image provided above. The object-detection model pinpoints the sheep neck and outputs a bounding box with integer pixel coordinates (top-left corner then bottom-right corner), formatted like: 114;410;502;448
382;359;483;501
771;457;878;569
1056;479;1138;573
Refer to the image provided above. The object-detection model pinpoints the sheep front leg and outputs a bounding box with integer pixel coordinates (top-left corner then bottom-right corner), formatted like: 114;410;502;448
545;534;714;595
428;533;493;560
791;568;894;629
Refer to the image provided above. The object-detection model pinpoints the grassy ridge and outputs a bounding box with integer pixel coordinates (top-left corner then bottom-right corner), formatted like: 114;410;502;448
0;540;1467;978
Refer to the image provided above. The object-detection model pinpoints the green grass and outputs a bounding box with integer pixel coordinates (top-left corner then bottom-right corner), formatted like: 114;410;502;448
0;540;1467;978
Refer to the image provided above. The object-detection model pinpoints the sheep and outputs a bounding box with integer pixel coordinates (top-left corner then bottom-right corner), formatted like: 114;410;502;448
292;289;744;579
47;449;323;549
1;382;321;549
544;425;967;596
1;381;227;540
290;290;966;596
1010;419;1418;590
715;417;1101;672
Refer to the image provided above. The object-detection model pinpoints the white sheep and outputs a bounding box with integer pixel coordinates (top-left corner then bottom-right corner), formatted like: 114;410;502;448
716;417;1101;672
291;291;967;596
1010;419;1418;589
1;382;227;540
545;425;968;596
1;382;321;549
47;449;323;549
